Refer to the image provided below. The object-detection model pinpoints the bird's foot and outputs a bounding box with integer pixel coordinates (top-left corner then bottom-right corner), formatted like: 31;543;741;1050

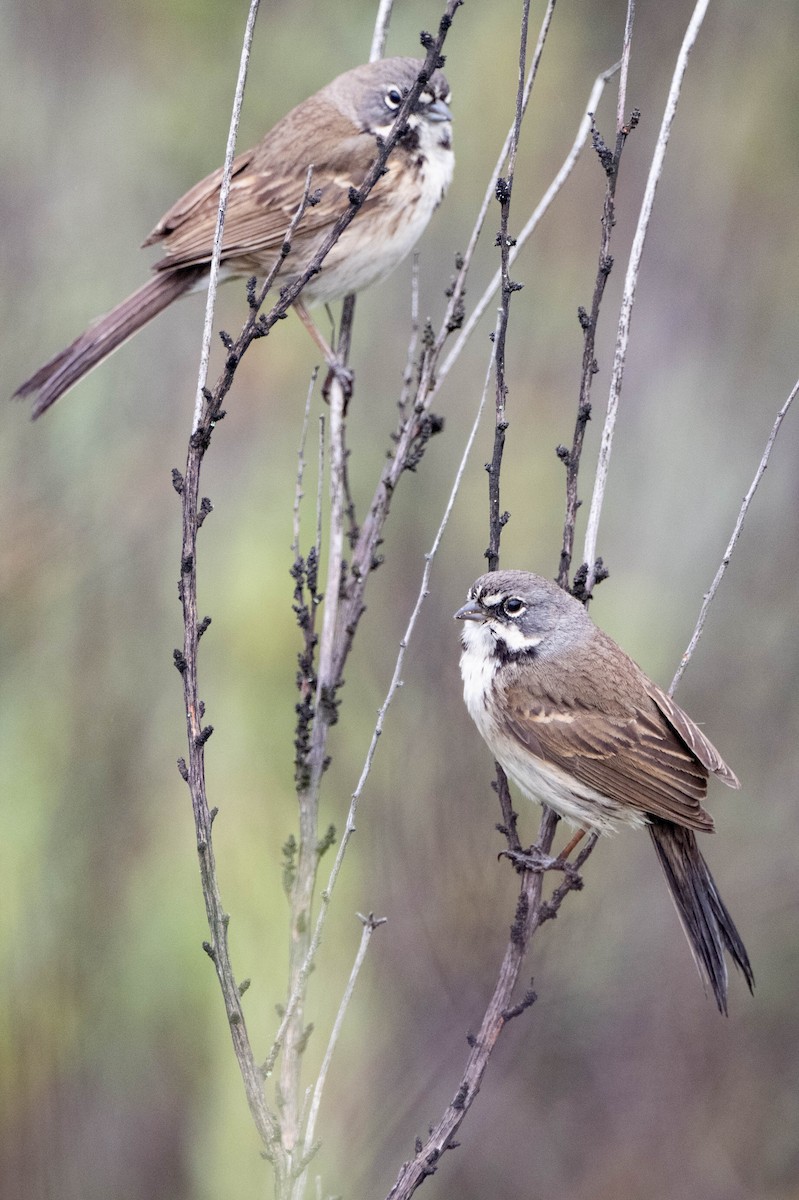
500;846;582;881
322;361;354;407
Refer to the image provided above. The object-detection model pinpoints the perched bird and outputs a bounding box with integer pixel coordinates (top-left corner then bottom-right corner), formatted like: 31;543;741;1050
14;57;453;418
455;569;754;1014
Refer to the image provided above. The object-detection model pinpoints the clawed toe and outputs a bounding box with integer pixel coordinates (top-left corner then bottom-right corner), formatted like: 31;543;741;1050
499;847;581;879
322;362;354;405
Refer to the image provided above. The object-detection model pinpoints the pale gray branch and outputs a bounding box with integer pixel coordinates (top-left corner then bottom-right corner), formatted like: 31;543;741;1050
316;378;348;702
669;377;799;694
615;0;636;133
370;0;395;61
294;914;387;1200
193;0;261;433
292;370;319;559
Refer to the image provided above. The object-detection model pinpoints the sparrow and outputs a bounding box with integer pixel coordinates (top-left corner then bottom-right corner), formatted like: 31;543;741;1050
14;57;453;418
455;569;754;1014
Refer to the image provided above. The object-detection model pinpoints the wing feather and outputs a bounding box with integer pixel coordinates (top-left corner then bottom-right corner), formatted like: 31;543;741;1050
502;685;716;832
142;100;387;272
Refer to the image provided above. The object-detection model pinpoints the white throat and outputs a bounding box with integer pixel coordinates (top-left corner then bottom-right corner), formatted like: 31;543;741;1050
459;620;500;738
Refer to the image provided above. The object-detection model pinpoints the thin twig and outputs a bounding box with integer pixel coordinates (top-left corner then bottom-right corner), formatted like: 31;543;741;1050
399;255;422;416
316;305;355;703
370;0;395;61
193;0;261;434
486;0;537;570
557;0;638;591
615;0;636;133
316;416;325;562
296;914;387;1196
669;377;799;694
292;370;319;559
582;0;712;595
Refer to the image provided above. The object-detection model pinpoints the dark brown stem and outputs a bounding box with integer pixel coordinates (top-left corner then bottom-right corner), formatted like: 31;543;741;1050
557;108;639;591
176;446;287;1182
485;0;533;572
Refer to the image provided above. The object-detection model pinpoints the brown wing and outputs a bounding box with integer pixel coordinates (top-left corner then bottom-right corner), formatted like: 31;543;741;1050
142;147;256;247
142;98;383;271
644;679;740;788
501;681;716;832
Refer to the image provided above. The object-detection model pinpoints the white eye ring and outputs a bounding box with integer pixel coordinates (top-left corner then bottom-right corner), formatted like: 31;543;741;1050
503;597;525;617
385;85;403;110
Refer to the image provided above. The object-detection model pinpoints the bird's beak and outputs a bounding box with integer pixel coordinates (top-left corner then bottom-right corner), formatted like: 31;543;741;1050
454;600;483;622
426;97;453;123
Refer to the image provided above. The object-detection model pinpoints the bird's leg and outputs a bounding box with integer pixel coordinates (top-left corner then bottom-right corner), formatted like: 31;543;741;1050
293;300;354;402
557;828;587;863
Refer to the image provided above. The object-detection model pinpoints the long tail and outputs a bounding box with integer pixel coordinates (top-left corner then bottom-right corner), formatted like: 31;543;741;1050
648;817;754;1014
13;266;206;418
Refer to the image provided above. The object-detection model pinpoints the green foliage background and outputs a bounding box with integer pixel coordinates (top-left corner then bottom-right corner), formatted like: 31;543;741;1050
3;1;799;1197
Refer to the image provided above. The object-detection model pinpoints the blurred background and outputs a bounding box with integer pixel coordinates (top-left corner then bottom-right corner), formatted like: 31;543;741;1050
3;0;799;1197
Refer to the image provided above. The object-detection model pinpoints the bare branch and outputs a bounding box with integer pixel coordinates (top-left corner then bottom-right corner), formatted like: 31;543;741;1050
370;0;396;61
399;255;422;416
557;4;638;590
486;0;540;570
582;0;712;595
669;377;799;694
294;914;387;1199
615;0;636;133
193;0;261;433
292;369;319;559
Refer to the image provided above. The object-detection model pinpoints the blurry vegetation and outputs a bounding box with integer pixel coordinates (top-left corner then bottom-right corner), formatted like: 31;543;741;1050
2;1;799;1198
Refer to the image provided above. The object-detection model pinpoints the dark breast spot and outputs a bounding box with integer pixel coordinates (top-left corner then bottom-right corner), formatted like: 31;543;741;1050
398;124;422;153
492;636;539;668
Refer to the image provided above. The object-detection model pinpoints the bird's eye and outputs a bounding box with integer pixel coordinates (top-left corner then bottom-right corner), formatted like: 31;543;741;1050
385;86;403;110
503;597;524;617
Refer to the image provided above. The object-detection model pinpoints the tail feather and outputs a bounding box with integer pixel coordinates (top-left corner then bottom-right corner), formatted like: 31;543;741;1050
649;817;754;1015
13;266;205;418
